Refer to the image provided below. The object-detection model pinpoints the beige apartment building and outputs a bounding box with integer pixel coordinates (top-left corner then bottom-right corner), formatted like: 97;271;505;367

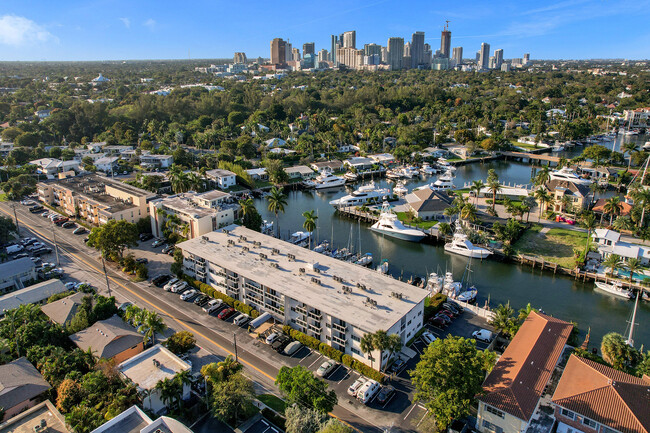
37;174;155;225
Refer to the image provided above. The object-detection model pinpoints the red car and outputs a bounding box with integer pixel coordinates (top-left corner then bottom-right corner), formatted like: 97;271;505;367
218;307;236;320
430;316;447;327
437;309;455;319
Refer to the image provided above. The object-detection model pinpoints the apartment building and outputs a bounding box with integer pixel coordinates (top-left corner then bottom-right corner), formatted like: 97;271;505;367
149;191;238;240
205;169;237;189
178;225;428;369
37;174;155;225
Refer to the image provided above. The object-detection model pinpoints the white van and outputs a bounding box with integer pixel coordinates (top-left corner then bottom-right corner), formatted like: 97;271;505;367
357;379;380;404
233;313;250;326
283;341;302;356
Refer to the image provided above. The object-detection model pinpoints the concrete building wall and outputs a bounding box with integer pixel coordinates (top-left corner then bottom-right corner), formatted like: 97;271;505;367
477;402;527;433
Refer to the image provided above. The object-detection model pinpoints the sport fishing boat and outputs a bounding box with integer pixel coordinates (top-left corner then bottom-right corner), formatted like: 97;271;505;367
437;158;456;171
370;202;426;242
329;182;390;208
393;181;408;196
289;231;311;246
400;166;420;178
344;171;359;181
420;162;437;175
419;171;455;191
594;280;634;299
444;227;492;259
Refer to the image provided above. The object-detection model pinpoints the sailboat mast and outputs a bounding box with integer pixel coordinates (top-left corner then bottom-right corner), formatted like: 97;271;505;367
626;290;640;347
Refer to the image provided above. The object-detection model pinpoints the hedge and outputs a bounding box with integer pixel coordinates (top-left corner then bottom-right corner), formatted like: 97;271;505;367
185;278;259;318
424;293;447;321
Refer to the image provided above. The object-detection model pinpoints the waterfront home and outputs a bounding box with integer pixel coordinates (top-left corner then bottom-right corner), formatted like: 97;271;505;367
405;188;453;221
89;405;194;433
311;160;344;173
0;358;51;422
344;156;374;170
285;165;315;180
592;198;632;221
477;311;573;433
551;355;650;433
246;167;268;181
69;315;144;363
0;279;67;314
0;400;70;432
592;228;650;265
542;180;593;214
368;153;395;166
206;168;237;189
0;257;37;294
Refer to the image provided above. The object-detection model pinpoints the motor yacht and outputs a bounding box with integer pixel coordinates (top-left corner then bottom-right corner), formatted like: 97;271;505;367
549;167;592;185
400;166;420;178
437;158;456;171
443;228;492;259
393;181;408;197
304;170;346;189
329;182;391;208
344;171;359;181
370;202;426;242
386;169;403;179
420;163;437;176
416;171;455;191
594;281;634;299
289;231;312;245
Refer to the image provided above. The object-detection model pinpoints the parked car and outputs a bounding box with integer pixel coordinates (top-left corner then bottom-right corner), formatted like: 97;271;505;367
135;258;148;264
162;245;175;254
194;295;210;306
233;313;250;326
139;233;153;241
41;211;50;217
6;244;24;254
32;247;53;256
54;217;69;226
171;282;188;293
271;335;291;352
152;274;171;287
437;309;455;320
316;360;337;378
21;200;35;206
217;307;236;320
73;227;86;235
203;299;223;313
442;302;462;315
283;341;302;356
472;329;494;343
65;282;76;290
265;332;280;345
421;331;437;345
376;385;395;405
434;313;452;325
163;278;179;291
180;289;198;301
430;316;448;328
388;358;406;375
61;222;76;229
347;377;367;397
14;253;29;259
356;379;380;404
152;239;165;248
29;205;43;213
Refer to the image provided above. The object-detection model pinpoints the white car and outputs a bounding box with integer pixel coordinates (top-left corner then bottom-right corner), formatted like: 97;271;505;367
163;278;180;291
65;282;76;290
171;282;188;293
421;331;437;345
316;360;337;378
203;299;223;313
265;332;280;345
180;289;198;301
472;329;494;343
347;377;367;397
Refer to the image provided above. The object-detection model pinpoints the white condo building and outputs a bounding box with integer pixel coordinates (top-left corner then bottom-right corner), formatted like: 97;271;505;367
178;225;428;369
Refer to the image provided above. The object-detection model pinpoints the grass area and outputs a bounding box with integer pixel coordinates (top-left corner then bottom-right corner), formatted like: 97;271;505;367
395;212;438;229
0;193;7;202
513;223;587;268
509;139;541;151
224;185;248;193
253;180;273;189
258;394;287;414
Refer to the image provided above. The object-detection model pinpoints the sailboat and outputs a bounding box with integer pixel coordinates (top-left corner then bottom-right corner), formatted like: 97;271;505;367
625;291;641;346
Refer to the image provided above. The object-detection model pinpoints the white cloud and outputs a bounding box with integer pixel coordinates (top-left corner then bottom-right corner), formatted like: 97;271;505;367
0;15;55;46
143;18;156;31
119;17;131;28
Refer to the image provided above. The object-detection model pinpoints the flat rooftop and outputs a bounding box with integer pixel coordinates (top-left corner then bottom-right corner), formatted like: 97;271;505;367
156;195;220;218
118;345;190;391
0;400;70;433
178;225;428;332
196;190;230;201
52;174;151;212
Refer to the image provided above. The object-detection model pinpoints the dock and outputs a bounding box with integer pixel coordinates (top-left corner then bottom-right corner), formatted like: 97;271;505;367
501;151;561;166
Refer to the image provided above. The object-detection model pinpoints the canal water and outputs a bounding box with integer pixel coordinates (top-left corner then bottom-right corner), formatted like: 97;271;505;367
253;134;650;350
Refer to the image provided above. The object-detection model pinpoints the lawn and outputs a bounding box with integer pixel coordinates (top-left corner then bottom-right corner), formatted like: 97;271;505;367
513;224;587;268
395;212;438;230
258;394;286;413
0;193;7;202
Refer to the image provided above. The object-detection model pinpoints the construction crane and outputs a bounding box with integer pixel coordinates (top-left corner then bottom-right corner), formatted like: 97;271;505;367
445;20;450;31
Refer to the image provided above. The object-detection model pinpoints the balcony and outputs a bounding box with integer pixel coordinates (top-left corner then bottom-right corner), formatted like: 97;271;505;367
332;335;347;347
294;317;308;328
332;322;347;333
294;305;308;316
308;311;322;320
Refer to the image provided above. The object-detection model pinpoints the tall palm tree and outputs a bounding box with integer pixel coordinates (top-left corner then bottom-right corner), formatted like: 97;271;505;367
460;203;477;222
534;188;551;220
267;186;287;238
302;210;318;249
173;369;193;406
603;196;622;226
470;180;484;205
187;172;204;192
168;165;190;194
583;212;596;256
488;303;517;339
238;198;255;218
600;332;637;370
141;311;167;346
633;188;650;228
155;378;180;411
622;142;640;171
535;166;551;186
386;334;402;360
360;333;375;369
589;182;605;205
602;254;623;278
487;178;501;214
215;355;243;382
625;258;642;283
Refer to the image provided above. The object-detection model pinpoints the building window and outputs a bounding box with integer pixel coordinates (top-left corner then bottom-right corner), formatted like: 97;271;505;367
482;420;503;433
351;335;360;342
560;408;576;420
351;348;360;355
601;427;620;433
485;405;505;419
582;418;598;429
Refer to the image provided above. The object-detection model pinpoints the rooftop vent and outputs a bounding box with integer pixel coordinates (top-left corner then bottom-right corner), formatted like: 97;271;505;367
287;253;296;261
333;275;343;283
272;248;280;255
201;236;209;241
259;253;267;260
299;267;306;274
242;246;249;252
223;229;230;235
239;235;247;242
270;262;279;269
311;277;321;285
342;286;352;294
227;239;235;246
152;359;161;368
253;241;261;248
314;267;321;274
391;292;403;299
364;297;378;307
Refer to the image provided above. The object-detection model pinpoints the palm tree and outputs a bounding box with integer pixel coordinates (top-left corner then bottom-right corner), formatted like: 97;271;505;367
600;332;638;370
187;172;204;192
470;180;484;205
386;334;402;360
604;196;622;226
215;355;243;382
141;311;167;346
583;212;596;256
238;198;255;218
173;369;193;406
267;186;287;238
489;303;517;339
625;258;642;283
632;188;650;228
589;182;605;206
534;188;551;220
360;333;376;369
438;222;452;237
535;166;551;186
602;254;623;278
155;377;179;411
460;203;477;222
168;165;186;194
622;142;640;171
302;210;318;249
487;178;501;214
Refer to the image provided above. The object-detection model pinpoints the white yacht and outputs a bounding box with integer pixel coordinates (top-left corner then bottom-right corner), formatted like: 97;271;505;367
594;281;634;299
261;220;273;235
329;182;391;208
549;167;592;185
416;171;455;191
444;228;492;259
437;158;456;171
643;141;650;150
400;166;420;178
370;202;426;242
289;231;312;245
393;181;408;197
355;253;373;267
420;163;437;175
386;169;403;179
305;171;346;189
344;172;359;181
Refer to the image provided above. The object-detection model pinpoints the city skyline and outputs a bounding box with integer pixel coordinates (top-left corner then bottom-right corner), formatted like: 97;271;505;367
1;0;650;61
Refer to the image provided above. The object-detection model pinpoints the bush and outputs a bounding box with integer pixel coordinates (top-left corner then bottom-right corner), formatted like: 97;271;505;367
164;331;196;355
424;293;447;320
319;343;343;362
187;278;261;318
341;354;354;367
351;360;384;383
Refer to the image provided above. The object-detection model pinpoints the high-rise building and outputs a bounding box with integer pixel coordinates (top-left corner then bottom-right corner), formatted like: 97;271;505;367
494;49;503;69
331;35;339;64
440;23;451;59
336;47;363;69
452;47;463;65
292;47;300;62
387;37;404;70
523;53;530;65
364;43;382;57
479;42;490;70
489;56;496;69
285;41;293;62
411;31;425;69
318;49;329;63
303;42;315;57
233;52;247;64
381;46;388;63
501;62;511;72
404;41;411;57
423;43;432;66
270;38;286;66
342;31;356;49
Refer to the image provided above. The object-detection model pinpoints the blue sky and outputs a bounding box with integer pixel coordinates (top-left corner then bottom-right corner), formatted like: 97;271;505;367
1;0;649;61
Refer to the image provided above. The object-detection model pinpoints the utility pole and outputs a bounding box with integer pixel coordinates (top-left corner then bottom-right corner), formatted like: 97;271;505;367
101;254;112;297
51;222;60;267
233;333;238;362
10;203;19;235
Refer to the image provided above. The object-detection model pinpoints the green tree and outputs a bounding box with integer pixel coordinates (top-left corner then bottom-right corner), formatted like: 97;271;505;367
202;355;243;384
622;142;640;171
164;331;196;355
535;166;551;186
275;365;337;413
171;249;184;277
602;254;623;277
470;180;484;205
359;333;376;369
534;187;551;219
87;219;139;259
302;210;318;249
603;196;622;226
410;336;493;430
486;169;501;214
0;215;17;245
489;303;518;338
210;373;255;424
267;186;287;238
139;310;167;345
583;212;597;256
600;332;640;371
625;258;642;283
285;405;325;433
318;419;353;433
264;159;289;185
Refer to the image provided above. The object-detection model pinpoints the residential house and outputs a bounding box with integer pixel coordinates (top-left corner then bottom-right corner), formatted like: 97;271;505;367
139;154;173;168
592;228;650;265
592;229;621;247
69;315;144;363
94;156;120;173
543;180;593;214
344;157;374;170
102;145;133;155
476;311;573;433
38;174;156;225
206;169;237;189
0;279;67;314
264;138;286;148
89;405;193;433
368;153;395;166
0;358;51;421
337;144;359;153
35;109;51;119
623;108;650;128
405;188;453;220
0;142;13;157
269;147;296;156
29;158;80;178
118;345;191;415
0;257;37;294
552;355;650;433
592;198;632;222
310;160;344;173
246;168;268;181
285;165;315;180
40;292;91;326
86;142;106;153
0;400;70;433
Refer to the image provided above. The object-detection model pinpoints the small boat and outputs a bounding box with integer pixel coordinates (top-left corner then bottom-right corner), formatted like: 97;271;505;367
289;231;312;245
329;181;391;208
444;227;492;259
370;202;426;242
643;141;650;151
437;158;456;172
441;271;462;297
624;129;639;136
594;281;634;299
344;172;358;181
400;166;420;178
457;286;478;303
420;162;437;176
393;181;408;196
551;144;565;152
377;259;389;274
355;253;373;267
386;169;403;179
549;167;592;185
313;240;330;253
261;220;274;235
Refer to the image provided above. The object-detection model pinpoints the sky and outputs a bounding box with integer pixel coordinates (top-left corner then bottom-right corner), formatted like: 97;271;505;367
1;0;649;61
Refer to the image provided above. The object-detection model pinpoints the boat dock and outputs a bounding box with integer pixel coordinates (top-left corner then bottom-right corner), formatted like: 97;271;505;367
334;205;440;240
501;151;561;166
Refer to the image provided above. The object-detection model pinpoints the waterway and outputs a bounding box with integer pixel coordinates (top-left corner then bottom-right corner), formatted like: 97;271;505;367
253;133;650;351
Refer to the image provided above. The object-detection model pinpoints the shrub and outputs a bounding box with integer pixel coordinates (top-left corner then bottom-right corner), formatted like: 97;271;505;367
351;360;384;383
318;343;343;362
341;354;354;367
424;293;447;320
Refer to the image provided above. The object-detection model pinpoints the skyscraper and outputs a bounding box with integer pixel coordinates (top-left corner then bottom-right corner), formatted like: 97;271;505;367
336;47;363;69
494;49;503;69
342;31;356;49
440;23;451;59
303;42;315;57
270;38;286;66
292;47;300;62
452;47;463;65
331;35;339;64
387;37;404;70
318;49;329;63
233;52;247;64
285;41;293;62
523;53;530;65
411;31;425;69
364;43;382;57
479;42;490;70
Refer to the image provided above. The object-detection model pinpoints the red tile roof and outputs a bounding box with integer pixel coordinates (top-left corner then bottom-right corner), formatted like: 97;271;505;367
552;355;650;433
592;198;633;216
479;311;573;421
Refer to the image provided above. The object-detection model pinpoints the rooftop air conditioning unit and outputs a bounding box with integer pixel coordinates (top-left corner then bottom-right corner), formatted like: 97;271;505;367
311;277;321;285
299;268;305;274
242;246;249;252
259;253;267;260
287;253;296;261
239;235;247;242
253;241;261;248
272;248;280;255
223;229;230;235
270;262;279;269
